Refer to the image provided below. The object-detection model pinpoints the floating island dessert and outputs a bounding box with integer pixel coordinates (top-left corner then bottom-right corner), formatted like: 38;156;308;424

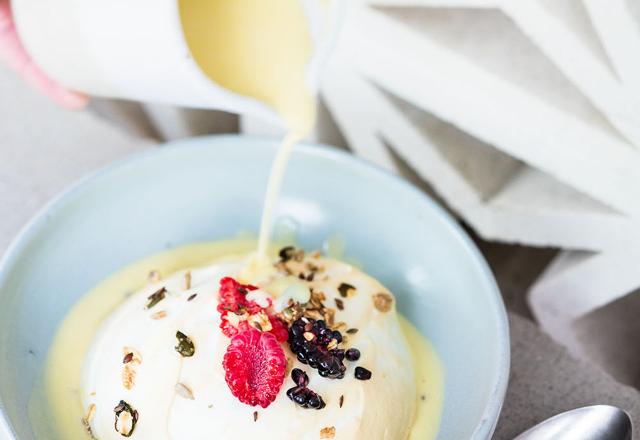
79;247;418;439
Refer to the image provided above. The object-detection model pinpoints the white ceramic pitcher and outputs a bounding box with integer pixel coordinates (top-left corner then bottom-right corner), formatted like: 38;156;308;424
11;0;341;124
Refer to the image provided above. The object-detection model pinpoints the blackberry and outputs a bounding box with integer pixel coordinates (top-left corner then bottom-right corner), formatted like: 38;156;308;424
355;366;372;380
291;368;309;387
288;319;347;379
345;348;361;362
286;386;326;409
279;246;296;262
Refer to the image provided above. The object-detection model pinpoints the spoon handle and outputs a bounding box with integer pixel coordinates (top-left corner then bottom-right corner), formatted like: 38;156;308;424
514;405;632;440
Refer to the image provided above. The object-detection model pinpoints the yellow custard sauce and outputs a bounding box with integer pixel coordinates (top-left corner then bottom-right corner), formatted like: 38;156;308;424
29;240;443;440
178;0;316;131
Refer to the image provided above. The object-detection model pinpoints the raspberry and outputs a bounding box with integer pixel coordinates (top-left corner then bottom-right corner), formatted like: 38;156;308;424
217;277;288;342
269;315;290;343
217;277;259;314
223;329;286;408
220;319;251;339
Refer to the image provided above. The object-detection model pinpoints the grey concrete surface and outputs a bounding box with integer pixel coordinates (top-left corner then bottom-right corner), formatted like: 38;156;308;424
495;314;640;439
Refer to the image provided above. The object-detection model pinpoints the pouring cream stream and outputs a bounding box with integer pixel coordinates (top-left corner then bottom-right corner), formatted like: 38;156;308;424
179;0;317;264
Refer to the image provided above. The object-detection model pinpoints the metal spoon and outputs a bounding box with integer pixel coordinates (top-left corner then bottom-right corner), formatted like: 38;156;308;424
514;405;632;440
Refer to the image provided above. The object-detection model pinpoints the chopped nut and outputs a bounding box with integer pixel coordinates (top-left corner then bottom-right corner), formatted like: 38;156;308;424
278;246;296;262
332;322;348;332
293;249;305;262
122;365;136;390
323;308;336;326
278;302;304;325
337;283;356;298
114;401;138;437
320;426;336;439
115;413;134;436
226;311;243;327
175;382;195;400
303;309;324;322
122;347;142;365
310;290;326;304
334;298;344;310
148;270;161;283
248;311;272;332
253;411;259;422
373;293;394;313
150;310;167;320
274;261;293;275
81;407;98;440
175;331;195;357
327;338;338;350
183;271;192;290
84;403;96;423
145;287;166;309
303;332;315;341
339;395;344;408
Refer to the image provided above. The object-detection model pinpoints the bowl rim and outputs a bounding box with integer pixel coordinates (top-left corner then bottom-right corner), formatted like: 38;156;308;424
0;134;510;439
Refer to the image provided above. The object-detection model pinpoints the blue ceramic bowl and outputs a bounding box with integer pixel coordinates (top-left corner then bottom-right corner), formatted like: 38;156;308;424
0;135;508;439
